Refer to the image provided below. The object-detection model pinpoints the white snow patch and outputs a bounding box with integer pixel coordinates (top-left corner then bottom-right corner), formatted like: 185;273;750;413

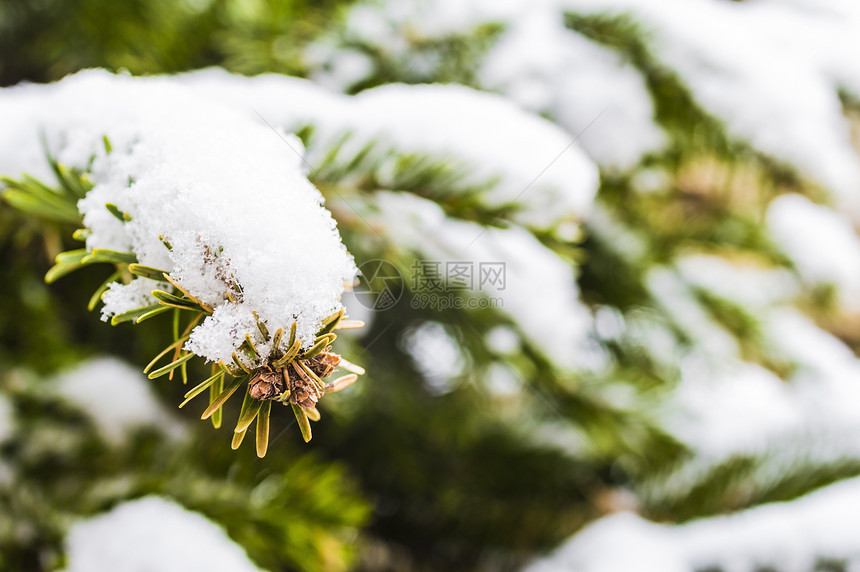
676;253;800;311
646;267;739;359
0;394;13;444
527;477;860;571
177;69;599;232
768;193;860;311
401;321;464;394
347;82;598;229
765;308;860;395
312;0;664;170
53;357;186;443
480;3;666;170
484;362;522;397
100;278;163;323
667;358;799;459
314;0;860;198
662;308;860;466
485;325;520;355
62;496;265;572
566;0;860;213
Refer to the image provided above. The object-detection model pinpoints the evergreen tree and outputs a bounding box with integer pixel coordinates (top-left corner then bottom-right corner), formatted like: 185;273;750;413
3;1;860;571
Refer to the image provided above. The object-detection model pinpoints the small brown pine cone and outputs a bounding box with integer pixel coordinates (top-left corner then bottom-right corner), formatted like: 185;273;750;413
307;352;341;379
285;363;321;409
289;383;319;409
248;366;285;400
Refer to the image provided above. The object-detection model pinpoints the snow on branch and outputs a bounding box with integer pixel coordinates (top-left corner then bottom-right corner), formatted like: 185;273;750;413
527;475;860;571
63;497;264;572
0;70;365;454
369;191;594;372
567;0;860;212
176;68;599;232
1;70;356;363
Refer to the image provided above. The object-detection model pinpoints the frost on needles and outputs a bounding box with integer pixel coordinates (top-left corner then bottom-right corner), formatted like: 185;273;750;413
0;70;365;456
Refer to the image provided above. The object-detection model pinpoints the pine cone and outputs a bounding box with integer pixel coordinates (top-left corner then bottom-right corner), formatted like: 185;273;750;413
307;351;341;379
248;366;285;400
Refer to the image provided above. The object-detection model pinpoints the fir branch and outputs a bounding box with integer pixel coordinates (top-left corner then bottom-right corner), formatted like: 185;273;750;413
1;142;367;457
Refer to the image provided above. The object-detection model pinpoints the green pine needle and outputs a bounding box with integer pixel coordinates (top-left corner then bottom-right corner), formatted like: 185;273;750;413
202;374;248;420
179;370;224;408
147;352;194;379
110;303;164;326
128;263;168;281
292;403;312;443
256;401;272;457
91;248;137;264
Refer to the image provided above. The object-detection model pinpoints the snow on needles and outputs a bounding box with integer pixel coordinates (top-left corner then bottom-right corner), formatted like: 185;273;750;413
62;496;265;572
176;68;599;232
566;0;860;213
307;0;665;171
768;194;860;313
53;357;186;443
371;191;593;371
324;82;599;230
0;70;357;363
323;0;860;201
526;476;860;572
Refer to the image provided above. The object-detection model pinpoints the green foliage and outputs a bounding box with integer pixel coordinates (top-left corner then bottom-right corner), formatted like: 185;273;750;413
0;0;356;87
301;128;512;229
640;444;860;524
0;368;370;572
341;21;505;93
4;1;859;569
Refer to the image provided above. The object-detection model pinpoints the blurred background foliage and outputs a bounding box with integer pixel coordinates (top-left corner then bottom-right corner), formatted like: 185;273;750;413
3;0;860;571
0;0;351;86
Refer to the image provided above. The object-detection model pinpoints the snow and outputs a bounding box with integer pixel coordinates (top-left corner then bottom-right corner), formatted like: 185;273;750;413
335;0;517;51
401;321;464;394
767;193;860;311
177;69;599;232
371;191;592;371
310;0;664;171
304;45;374;92
592;305;625;341
565;0;860;214
0;69;358;363
479;3;666;170
328;82;598;230
62;496;265;572
53;357;186;443
646;267;739;360
658;260;860;463
667;358;801;459
641;251;860;508
654;315;860;511
0;394;13;444
483;362;522;397
101;278;163;321
676;253;800;312
527;476;860;571
764;308;860;393
484;325;520;355
322;0;860;194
